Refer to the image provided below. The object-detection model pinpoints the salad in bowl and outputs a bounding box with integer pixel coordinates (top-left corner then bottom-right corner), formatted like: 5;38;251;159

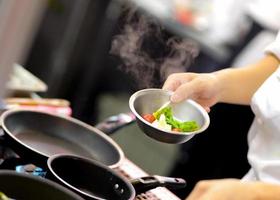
129;88;210;144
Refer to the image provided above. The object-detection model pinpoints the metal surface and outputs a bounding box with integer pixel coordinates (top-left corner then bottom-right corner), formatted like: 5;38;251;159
0;154;181;200
116;159;181;200
0;170;84;200
95;112;136;135
1;109;124;168
47;154;135;200
47;154;186;200
129;88;210;144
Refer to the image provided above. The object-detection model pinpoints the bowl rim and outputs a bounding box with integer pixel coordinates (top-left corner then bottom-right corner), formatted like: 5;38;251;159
129;88;210;135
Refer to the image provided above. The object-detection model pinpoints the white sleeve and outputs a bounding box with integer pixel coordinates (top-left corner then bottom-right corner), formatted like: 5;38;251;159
264;31;280;59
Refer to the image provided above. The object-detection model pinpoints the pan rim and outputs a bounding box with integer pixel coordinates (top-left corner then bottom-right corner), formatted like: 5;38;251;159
0;108;125;168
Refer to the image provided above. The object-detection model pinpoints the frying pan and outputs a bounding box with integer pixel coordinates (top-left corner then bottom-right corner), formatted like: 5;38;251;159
47;154;186;200
0;170;84;200
0;109;124;168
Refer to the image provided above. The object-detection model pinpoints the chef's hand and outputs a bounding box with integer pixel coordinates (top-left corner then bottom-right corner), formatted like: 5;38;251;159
186;179;280;200
163;73;221;112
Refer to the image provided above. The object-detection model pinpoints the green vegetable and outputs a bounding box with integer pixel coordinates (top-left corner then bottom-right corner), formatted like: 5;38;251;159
0;192;9;200
153;106;199;132
153;106;172;120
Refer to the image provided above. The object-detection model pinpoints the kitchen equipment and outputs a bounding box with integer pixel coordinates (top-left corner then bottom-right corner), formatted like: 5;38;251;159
0;155;182;200
0;109;124;168
95;112;136;135
4;98;70;107
129;88;210;144
47;154;186;200
7;64;48;93
0;170;84;200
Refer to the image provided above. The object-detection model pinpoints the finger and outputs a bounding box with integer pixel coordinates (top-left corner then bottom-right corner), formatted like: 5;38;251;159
195;99;214;111
162;78;181;92
162;73;194;91
170;80;198;103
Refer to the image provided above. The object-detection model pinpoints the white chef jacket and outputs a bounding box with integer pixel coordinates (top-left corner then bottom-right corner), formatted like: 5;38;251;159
243;32;280;183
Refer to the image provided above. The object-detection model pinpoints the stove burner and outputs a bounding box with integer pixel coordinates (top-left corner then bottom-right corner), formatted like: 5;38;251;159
16;164;46;177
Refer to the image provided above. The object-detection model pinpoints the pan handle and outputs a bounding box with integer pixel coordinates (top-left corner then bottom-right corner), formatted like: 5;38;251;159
95;112;136;135
130;175;186;194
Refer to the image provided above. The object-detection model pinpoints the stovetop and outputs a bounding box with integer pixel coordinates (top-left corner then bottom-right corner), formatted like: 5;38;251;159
0;146;180;200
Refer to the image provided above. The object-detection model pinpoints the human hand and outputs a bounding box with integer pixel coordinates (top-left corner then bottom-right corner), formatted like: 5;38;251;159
186;179;280;200
163;73;221;111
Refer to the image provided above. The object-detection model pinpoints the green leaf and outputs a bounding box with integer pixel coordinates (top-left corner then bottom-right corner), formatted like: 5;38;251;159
153;106;172;120
153;106;199;132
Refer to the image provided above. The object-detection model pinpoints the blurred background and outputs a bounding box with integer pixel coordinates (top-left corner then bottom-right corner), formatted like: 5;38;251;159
1;0;280;199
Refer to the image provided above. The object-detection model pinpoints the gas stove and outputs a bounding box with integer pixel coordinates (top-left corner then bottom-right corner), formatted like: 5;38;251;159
0;146;180;200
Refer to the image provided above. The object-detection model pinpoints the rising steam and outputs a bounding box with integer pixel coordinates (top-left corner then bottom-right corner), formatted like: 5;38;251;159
110;8;199;89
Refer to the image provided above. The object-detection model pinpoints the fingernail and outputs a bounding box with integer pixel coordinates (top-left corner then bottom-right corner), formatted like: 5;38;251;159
171;94;182;103
162;87;173;93
165;89;174;96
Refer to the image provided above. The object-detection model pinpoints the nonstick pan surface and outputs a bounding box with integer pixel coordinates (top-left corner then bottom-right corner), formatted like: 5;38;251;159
0;170;84;200
0;109;124;168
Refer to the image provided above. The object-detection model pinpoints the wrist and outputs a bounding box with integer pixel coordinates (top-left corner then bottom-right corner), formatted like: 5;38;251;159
212;69;231;103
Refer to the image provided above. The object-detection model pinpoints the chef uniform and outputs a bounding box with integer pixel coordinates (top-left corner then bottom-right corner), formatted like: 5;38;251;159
243;31;280;183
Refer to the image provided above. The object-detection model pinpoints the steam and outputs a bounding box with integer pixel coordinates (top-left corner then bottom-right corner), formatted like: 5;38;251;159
110;8;199;89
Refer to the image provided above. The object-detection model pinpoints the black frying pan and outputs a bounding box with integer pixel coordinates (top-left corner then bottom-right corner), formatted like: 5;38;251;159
0;109;124;168
47;154;186;200
0;170;84;200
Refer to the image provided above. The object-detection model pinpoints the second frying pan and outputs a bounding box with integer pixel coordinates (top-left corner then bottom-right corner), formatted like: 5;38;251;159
47;154;186;200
